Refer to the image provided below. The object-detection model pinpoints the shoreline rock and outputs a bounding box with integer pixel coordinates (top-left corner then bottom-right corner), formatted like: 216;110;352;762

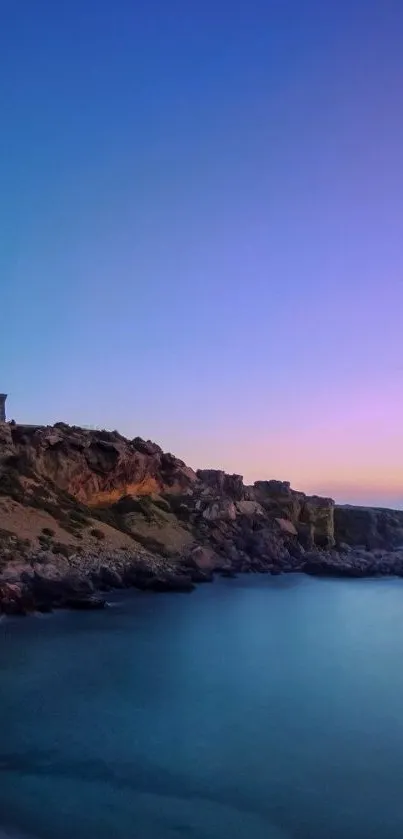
1;421;403;615
302;548;403;579
3;544;403;617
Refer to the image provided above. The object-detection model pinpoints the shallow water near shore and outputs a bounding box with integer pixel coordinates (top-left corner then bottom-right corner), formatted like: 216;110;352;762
2;574;403;839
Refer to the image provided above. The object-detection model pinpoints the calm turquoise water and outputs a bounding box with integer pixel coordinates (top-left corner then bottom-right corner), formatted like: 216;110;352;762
2;574;403;839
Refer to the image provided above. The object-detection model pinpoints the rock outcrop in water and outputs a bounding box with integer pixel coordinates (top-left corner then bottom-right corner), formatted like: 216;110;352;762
0;421;402;613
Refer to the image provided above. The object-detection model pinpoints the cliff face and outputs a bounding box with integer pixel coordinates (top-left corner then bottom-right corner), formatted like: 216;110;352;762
334;505;403;550
0;423;335;575
249;481;334;549
0;424;335;547
2;421;402;615
4;423;198;504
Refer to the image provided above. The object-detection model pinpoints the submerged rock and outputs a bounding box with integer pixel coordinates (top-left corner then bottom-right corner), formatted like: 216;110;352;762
140;574;195;593
63;595;106;610
188;569;214;583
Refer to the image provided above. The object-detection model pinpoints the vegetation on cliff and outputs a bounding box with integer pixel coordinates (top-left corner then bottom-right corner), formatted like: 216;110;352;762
1;422;403;614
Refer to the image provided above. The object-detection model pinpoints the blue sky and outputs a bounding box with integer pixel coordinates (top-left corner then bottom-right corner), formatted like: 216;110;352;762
1;0;403;504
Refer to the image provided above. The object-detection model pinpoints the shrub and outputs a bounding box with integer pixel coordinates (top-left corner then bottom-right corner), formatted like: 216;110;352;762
4;454;36;479
91;506;116;527
129;531;169;556
51;543;71;558
0;528;15;542
153;495;171;512
42;527;55;537
0;471;25;503
63;524;81;537
30;498;69;524
30;485;52;500
90;528;105;540
69;510;90;525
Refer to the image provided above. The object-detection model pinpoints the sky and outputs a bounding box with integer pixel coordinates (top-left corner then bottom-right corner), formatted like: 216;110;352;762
1;0;403;507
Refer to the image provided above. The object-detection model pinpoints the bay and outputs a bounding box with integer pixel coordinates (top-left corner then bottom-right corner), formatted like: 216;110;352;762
1;574;403;839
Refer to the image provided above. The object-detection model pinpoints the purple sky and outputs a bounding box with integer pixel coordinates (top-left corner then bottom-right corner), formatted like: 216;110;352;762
1;1;403;506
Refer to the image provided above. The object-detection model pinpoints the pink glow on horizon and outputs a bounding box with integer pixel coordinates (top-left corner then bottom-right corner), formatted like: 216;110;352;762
4;1;403;514
172;376;403;508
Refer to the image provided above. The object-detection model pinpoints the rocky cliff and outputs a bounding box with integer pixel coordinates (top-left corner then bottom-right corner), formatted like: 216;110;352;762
3;423;198;504
0;422;402;614
334;505;403;550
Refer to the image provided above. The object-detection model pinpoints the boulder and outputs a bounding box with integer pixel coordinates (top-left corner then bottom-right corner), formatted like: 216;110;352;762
132;438;163;456
63;595;106;610
93;565;124;589
28;564;94;605
275;517;298;536
236;500;265;517
196;470;244;500
187;545;220;571
201;499;237;522
187;569;214;583
0;582;35;615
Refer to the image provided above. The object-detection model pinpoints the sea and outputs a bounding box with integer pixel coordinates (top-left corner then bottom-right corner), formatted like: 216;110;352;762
1;573;403;839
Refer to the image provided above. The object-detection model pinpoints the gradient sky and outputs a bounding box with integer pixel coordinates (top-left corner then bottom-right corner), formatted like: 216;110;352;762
1;0;403;506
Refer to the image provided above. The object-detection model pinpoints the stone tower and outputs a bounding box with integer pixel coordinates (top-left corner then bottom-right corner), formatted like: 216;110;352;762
0;394;7;423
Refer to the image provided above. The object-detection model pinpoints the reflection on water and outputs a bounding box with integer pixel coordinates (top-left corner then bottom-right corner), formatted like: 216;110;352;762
2;575;403;838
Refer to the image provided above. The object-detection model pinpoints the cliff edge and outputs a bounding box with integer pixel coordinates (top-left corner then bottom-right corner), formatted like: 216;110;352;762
0;422;402;613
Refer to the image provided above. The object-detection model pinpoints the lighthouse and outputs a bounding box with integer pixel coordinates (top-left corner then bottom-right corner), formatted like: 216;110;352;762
0;394;7;423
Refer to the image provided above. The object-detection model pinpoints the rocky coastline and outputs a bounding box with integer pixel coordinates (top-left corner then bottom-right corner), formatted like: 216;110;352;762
1;422;403;615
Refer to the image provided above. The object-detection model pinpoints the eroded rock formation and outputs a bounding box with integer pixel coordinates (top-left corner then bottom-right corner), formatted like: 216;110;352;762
0;421;402;613
3;423;198;504
334;505;403;550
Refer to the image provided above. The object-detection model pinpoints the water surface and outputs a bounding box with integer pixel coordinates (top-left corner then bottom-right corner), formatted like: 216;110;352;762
1;574;403;839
